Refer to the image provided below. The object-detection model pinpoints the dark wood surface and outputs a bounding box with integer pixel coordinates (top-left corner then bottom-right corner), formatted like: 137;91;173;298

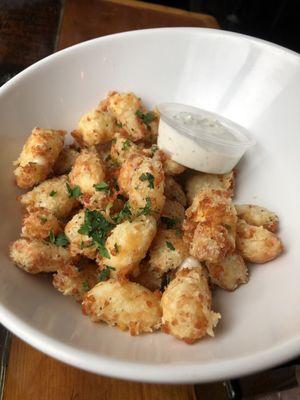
1;1;221;399
0;0;63;83
58;0;219;50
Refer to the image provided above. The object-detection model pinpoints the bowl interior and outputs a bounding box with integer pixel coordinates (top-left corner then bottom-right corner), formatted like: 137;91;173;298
0;28;299;383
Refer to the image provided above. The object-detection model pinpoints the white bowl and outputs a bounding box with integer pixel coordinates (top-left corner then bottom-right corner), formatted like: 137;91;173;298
0;28;299;384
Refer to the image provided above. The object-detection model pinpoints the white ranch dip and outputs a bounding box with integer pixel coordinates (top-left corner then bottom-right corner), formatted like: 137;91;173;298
157;103;255;174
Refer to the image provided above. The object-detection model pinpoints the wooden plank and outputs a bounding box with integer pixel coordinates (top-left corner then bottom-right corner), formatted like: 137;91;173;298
0;0;63;83
3;336;197;400
3;2;220;399
58;0;219;50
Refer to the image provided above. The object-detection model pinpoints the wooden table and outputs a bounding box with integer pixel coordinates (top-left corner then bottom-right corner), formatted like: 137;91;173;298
0;1;223;399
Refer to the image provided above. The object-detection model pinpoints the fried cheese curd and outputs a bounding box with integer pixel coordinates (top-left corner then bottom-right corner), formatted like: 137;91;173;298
14;127;65;189
82;279;162;335
235;204;279;232
185;171;235;205
97;215;157;279
72;108;117;147
236;219;283;263
118;152;165;215
10;90;284;342
183;189;237;263
53;263;99;302
20;175;79;219
10;238;71;274
206;252;248;291
161;266;220;343
69;147;110;210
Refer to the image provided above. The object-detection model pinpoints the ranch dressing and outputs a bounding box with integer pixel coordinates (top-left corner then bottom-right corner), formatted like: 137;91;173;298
157;103;255;174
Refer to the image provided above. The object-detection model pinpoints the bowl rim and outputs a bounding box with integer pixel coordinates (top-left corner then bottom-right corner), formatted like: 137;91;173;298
1;27;299;383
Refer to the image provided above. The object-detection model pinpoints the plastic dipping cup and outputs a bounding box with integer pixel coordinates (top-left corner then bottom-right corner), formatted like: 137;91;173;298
157;103;256;174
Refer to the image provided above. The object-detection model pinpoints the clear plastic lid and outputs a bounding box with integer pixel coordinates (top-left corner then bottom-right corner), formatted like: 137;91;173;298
158;103;256;150
157;103;256;174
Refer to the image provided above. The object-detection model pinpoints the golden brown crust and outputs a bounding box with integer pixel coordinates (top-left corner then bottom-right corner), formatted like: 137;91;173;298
206;252;248;291
21;208;60;240
185;171;235;205
106;92;150;141
183;189;237;263
148;229;189;280
53;146;79;175
71;108;117;147
64;210;97;259
14;127;65;189
53;263;99;302
20;175;79;219
69;147;109;210
235;204;279;232
96;215;157;279
236;219;283;263
10;238;71;274
82;279;162;335
161;266;220;343
118;152;165;215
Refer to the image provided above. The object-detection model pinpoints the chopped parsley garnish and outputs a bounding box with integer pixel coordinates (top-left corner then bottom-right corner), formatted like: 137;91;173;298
122;139;132;151
114;243;119;253
49;229;55;244
136;110;156;129
166;241;175;251
116;122;123;128
49;190;57;197
112;201;132;224
139;172;154;189
98;265;116;282
66;183;81;198
138;197;152;216
40;216;47;224
150;144;158;155
78;209;115;258
161;216;179;229
82;281;90;292
48;230;69;247
54;233;70;247
94;182;110;192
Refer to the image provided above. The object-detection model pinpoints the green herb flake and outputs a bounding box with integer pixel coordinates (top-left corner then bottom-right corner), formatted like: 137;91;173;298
48;230;69;247
78;209;115;259
49;190;57;197
98;265;116;282
122;139;132;151
66;183;82;198
160;216;179;229
150;144;158;155
139;172;155;189
82;281;90;292
113;201;132;224
136;110;156;128
116;122;123;128
114;243;119;254
48;229;56;244
40;217;47;224
166;241;175;251
94;182;110;192
138;197;152;216
54;233;70;247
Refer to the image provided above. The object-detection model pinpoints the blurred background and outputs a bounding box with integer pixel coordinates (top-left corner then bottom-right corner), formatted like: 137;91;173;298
147;0;300;53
